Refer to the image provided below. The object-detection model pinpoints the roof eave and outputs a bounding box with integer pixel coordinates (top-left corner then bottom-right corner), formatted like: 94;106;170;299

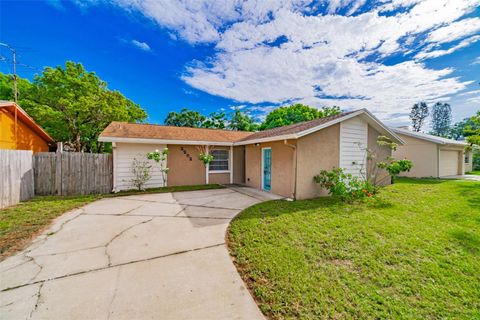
233;134;298;145
98;136;234;146
390;129;466;146
1;102;55;144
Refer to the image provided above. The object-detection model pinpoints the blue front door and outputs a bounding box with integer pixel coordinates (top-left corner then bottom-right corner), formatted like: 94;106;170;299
263;148;272;191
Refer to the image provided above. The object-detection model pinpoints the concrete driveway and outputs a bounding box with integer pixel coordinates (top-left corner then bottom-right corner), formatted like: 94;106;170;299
0;187;281;320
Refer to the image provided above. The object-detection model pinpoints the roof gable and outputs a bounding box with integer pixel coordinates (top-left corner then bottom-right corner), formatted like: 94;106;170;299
0;101;54;144
236;109;404;145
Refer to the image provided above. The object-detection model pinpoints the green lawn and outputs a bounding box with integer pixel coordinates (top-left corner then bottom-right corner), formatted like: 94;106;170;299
0;184;223;259
466;170;480;175
228;179;480;319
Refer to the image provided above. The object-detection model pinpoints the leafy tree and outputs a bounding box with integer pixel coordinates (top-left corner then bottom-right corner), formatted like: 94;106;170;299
465;111;480;146
409;102;429;132
164;108;205;128
260;104;341;130
1;63;147;153
449;116;479;140
0;72;34;104
203;111;227;129
228;107;259;131
430;102;452;137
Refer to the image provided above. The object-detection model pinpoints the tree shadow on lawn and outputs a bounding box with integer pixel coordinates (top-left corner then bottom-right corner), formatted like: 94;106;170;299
450;230;480;255
455;182;480;209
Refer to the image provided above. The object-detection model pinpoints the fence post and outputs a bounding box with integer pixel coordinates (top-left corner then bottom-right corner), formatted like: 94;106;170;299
56;146;62;195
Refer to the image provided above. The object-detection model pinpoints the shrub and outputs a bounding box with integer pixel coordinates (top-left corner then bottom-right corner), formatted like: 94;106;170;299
130;157;152;191
314;168;376;202
147;148;170;187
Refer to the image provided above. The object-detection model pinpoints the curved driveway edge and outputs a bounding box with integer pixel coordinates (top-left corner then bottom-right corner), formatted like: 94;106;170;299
0;187;282;320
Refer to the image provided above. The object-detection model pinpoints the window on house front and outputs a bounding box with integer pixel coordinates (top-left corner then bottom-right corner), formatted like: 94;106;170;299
209;149;229;171
465;153;469;163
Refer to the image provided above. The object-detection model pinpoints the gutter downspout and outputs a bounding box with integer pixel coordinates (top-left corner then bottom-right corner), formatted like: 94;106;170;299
284;139;297;200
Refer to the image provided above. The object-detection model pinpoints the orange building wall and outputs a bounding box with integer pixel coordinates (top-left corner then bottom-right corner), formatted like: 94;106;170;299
0;109;50;152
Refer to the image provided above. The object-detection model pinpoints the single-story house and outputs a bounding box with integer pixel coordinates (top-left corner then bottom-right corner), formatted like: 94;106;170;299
99;109;404;199
0;101;54;152
391;127;471;177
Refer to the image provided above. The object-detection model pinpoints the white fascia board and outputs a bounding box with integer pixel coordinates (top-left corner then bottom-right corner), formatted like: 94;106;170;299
295;110;364;139
359;109;406;145
233;134;298;146
390;129;445;144
98;136;233;146
390;129;467;146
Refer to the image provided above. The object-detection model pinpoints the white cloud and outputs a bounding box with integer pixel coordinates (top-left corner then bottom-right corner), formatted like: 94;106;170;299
131;39;151;52
415;35;480;59
425;18;480;44
76;0;480;120
473;57;480;65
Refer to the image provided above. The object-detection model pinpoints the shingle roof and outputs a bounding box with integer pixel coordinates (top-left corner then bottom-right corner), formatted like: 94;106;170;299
100;110;360;144
238;110;357;141
391;127;467;146
100;122;253;142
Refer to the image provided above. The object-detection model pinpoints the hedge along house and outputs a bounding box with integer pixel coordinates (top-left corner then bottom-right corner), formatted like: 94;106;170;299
99;109;404;199
391;128;471;177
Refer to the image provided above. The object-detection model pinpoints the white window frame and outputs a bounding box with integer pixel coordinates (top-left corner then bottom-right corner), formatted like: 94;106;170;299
209;149;230;173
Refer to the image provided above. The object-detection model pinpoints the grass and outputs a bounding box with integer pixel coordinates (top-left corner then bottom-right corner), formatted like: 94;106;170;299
0;184;224;259
466;170;480;175
228;178;480;319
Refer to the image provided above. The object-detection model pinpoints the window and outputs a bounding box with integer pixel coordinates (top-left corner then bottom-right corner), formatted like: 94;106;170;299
465;153;469;163
209;149;229;171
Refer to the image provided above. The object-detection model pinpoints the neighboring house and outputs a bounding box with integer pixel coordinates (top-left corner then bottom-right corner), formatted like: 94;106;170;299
0;101;54;152
99;109;403;199
391;127;470;177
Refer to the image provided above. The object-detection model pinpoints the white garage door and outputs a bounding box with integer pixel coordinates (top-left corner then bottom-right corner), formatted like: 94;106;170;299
439;150;459;177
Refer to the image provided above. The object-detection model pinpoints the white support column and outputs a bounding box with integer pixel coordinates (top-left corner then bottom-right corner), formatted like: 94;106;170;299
230;145;234;184
205;145;209;184
112;142;117;192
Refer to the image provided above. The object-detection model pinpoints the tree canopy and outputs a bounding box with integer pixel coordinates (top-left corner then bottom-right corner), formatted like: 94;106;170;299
163;104;341;132
0;62;147;152
409;102;429;132
229;107;259;131
260;104;341;130
430;102;452;137
164;108;206;128
464;111;480;146
164;107;258;131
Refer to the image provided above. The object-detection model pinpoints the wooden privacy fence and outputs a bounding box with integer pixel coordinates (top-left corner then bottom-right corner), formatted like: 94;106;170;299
0;150;35;209
33;152;113;196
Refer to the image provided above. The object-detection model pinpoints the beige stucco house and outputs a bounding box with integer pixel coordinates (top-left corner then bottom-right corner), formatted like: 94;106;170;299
99;109;403;199
391;128;471;177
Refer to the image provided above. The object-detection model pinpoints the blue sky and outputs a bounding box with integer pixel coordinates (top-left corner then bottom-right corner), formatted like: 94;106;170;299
1;0;479;127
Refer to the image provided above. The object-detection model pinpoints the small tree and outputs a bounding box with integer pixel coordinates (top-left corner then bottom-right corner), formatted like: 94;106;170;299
431;102;452;137
130;157;152;191
356;136;413;186
146;148;170;187
409;102;429;132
